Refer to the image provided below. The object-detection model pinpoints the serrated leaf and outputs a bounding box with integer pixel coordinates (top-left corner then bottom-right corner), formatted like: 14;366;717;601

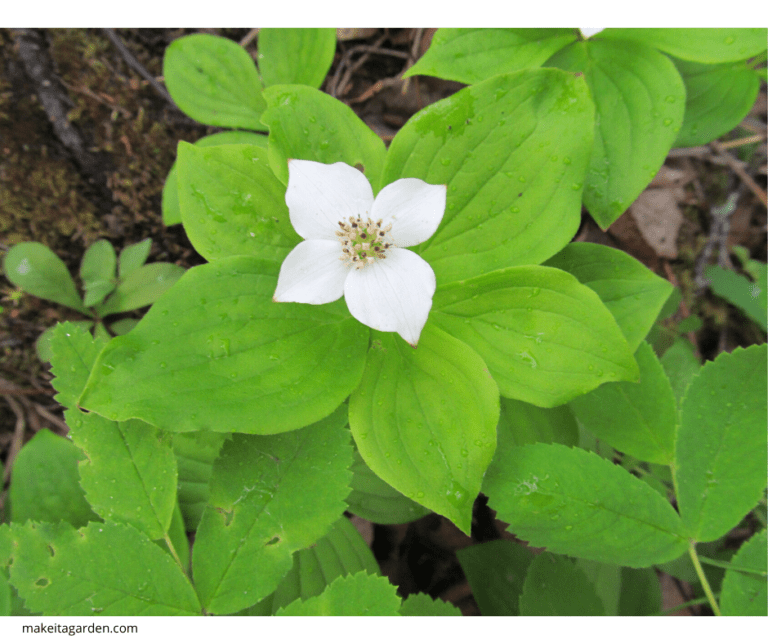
3;242;88;314
457;539;535;615
660;337;700;404
258;28;336;89
118;238;152;278
262;85;386;190
543;242;673;352
706;264;767;332
520;553;605;616
79;256;369;435
64;409;177;541
80;240;117;307
346;448;430;525
675;344;768;542
192;406;352;614
499;398;579;448
399;593;462;616
175;142;299;262
383;68;594;284
432;265;639;407
276;571;400;616
8;521;200;616
163;34;266;130
349;326;499;534
97;262;185;316
404;28;578;84
568;341;677;465
9;429;98;527
48;322;109;410
547;39;685;229
483;443;687;567
720;530;767;616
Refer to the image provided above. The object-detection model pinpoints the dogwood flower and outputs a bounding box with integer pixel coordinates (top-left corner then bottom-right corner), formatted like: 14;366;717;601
579;28;605;38
273;160;446;347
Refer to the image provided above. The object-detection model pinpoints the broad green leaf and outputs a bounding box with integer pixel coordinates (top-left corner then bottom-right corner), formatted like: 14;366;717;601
80;239;117;307
8;521;200;616
673;57;760;147
399;593;462;616
576;559;621;615
432;265;639;407
79;256;369;435
172;431;227;531
3;242;88;314
192;406;352;614
499;398;579;448
108;317;139;335
118;238;152;278
277;571;400;616
383;69;594;284
346;448;430;524
165;502;190;574
349;326;499;534
65;409;177;541
0;569;9;616
520;553;604;616
543;242;674;352
97;262;185;316
248;516;379;615
660;337;700;404
175;142;299;262
9;429;98;527
404;28;578;84
483;443;688;567
48;321;108;410
457;539;535;615
258;28;336;89
675;344;767;542
547;39;685;229
36;320;92;364
162;131;268;226
163;34;266;130
706;264;767;331
603;28;768;64
568;342;677;465
721;530;767;616
262;85;386;190
618;567;662;616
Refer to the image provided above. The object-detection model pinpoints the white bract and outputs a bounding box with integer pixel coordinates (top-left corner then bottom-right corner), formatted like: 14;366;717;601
579;28;605;38
273;159;446;347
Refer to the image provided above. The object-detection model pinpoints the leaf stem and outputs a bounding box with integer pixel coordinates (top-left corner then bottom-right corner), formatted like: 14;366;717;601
164;533;184;571
688;541;721;616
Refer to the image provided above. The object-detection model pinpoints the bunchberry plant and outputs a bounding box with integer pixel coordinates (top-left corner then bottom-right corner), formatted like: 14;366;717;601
1;28;765;617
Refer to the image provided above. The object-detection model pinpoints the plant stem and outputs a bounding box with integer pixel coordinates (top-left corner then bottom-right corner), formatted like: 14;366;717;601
688;541;722;616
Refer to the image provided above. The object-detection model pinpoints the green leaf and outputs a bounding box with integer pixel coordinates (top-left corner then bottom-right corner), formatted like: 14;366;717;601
349;326;499;534
262;85;386;190
675;344;767;542
576;559;621;615
3;242;88;314
172;431;227;531
276;571;401;616
97;262;186;316
65;409;177;541
543;242;674;352
80;240;117;307
660;337;700;404
520;553;605;616
721;530;767;616
432;265;639;407
48;321;108;410
192;406;352;614
0;569;9;616
258;28;336;89
162;131;268;226
673;58;760;147
568;341;677;465
399;593;462;616
603;28;768;63
79;257;369;435
404;28;578;84
383;68;594;284
706;264;767;331
175;142;299;262
483;443;688;567
163;34;266;130
108;317;138;335
547;39;685;229
9;429;98;527
249;516;379;615
499;398;579;447
8;521;200;616
618;567;662;615
457;539;535;615
118;238;152;278
346;448;430;525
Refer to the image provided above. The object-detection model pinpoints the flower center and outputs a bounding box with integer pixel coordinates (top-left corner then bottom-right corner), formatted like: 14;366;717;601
336;216;394;269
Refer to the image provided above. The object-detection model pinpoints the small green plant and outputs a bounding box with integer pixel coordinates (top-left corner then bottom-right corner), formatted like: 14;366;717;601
2;238;185;361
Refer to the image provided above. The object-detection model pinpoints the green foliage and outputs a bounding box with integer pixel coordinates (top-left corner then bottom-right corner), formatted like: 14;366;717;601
720;530;767;616
257;28;336;89
520;553;605;616
706;262;767;332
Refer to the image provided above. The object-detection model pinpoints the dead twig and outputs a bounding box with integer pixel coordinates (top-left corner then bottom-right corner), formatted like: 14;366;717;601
329;32;389;98
709;140;768;207
239;29;259;48
719;133;766;149
348;78;402;104
59;78;132;118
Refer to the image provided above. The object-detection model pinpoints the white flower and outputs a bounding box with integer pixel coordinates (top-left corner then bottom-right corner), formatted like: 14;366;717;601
579;28;605;38
273;160;446;347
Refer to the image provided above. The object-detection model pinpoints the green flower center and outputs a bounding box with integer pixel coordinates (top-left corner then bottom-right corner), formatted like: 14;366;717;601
336;216;393;269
